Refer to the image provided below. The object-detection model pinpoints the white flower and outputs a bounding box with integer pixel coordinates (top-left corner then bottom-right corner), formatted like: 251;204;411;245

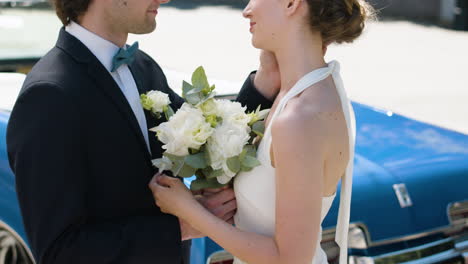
198;98;218;116
248;108;270;125
217;174;232;184
216;99;252;127
152;156;173;173
151;103;214;156
207;122;250;177
145;90;171;114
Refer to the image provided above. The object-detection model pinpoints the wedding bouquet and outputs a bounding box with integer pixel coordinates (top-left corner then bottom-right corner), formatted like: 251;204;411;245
141;67;269;190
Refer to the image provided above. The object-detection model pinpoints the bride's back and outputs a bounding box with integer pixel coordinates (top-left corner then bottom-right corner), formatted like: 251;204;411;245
270;75;350;197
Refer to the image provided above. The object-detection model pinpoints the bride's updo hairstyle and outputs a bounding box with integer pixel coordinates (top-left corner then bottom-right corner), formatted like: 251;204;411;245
305;0;374;45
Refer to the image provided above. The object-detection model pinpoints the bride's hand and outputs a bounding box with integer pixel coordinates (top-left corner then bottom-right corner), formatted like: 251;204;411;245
149;174;197;218
254;50;281;100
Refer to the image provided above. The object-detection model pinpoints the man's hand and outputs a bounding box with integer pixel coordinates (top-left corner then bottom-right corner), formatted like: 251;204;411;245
195;187;237;225
179;218;203;241
253;50;281;100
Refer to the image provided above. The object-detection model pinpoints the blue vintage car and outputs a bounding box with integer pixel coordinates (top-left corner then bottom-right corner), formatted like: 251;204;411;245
1;70;467;264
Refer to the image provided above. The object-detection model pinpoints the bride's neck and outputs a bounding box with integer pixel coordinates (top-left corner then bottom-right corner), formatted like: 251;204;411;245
275;34;326;94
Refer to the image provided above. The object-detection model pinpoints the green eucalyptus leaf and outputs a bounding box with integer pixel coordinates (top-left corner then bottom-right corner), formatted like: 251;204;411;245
252;121;266;137
185;152;207;169
240;164;254;172
227;156;241;173
204;149;212;166
192;66;210;91
196;93;216;107
170;158;185;176
207;169;224;179
201;167;212;177
190;177;226;191
182;81;194;98
239;148;248;163
186;93;202;105
239;145;255;162
245;145;256;157
178;163;197;178
164;106;175;120
187;86;204;95
163;153;184;162
242;155;261;168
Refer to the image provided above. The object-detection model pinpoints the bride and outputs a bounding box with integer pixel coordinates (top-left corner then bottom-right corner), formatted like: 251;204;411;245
149;0;373;263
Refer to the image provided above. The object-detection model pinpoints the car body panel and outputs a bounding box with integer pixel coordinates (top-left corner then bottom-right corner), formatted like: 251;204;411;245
0;110;28;242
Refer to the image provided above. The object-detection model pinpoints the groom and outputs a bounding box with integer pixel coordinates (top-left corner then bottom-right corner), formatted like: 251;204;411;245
6;0;279;263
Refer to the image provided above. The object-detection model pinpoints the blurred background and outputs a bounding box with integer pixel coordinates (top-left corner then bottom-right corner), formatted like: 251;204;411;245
1;0;467;134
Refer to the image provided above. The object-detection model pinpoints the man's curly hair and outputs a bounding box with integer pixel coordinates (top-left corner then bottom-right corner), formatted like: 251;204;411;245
50;0;92;25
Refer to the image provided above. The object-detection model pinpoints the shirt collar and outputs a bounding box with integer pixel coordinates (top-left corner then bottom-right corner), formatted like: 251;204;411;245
65;21;121;72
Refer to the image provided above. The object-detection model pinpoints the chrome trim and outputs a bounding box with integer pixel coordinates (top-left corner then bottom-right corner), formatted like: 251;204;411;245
369;224;466;248
322;223;371;246
322;221;467;249
393;184;413;208
348;226;368;249
350;238;464;264
373;237;453;259
449;200;468;225
0;220;35;264
206;250;233;264
455;237;468;252
381;249;462;264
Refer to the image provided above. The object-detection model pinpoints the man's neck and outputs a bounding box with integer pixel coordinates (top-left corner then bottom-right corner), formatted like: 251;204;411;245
77;16;128;47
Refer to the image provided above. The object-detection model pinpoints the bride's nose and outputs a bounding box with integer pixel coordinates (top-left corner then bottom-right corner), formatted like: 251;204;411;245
242;2;252;18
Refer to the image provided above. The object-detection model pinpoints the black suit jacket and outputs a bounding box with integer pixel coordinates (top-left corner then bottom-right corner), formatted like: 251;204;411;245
6;28;272;264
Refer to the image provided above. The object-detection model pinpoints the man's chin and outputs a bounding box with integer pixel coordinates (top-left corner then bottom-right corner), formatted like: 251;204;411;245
131;22;157;35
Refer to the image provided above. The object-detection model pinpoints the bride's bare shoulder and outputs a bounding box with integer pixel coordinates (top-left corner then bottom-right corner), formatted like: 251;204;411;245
272;77;347;144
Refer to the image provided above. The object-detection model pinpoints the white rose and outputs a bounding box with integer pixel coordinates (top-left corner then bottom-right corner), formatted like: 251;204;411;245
216;99;251;127
147;90;171;113
207;122;250;177
151;103;214;156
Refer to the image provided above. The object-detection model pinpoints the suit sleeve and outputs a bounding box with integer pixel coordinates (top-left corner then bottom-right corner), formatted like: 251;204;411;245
7;83;182;264
236;71;273;112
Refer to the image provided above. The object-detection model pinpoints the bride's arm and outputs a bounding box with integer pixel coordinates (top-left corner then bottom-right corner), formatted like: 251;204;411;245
150;112;328;264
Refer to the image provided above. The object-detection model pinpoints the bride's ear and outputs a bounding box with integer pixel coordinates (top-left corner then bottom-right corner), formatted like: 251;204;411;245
284;0;303;16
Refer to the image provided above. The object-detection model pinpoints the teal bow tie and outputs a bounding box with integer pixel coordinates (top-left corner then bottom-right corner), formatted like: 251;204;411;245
111;42;139;72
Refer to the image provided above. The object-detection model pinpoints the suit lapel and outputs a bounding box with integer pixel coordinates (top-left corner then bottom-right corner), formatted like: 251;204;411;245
128;64;160;159
56;28;152;163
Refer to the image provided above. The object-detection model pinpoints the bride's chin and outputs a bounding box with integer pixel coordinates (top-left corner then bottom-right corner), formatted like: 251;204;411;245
251;38;263;49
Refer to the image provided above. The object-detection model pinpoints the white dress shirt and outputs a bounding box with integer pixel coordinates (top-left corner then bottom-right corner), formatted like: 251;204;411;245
65;22;151;153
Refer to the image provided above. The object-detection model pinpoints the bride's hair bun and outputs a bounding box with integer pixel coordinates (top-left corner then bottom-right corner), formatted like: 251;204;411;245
306;0;375;45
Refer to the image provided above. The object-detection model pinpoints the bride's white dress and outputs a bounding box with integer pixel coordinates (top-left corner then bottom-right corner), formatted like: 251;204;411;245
233;61;356;264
